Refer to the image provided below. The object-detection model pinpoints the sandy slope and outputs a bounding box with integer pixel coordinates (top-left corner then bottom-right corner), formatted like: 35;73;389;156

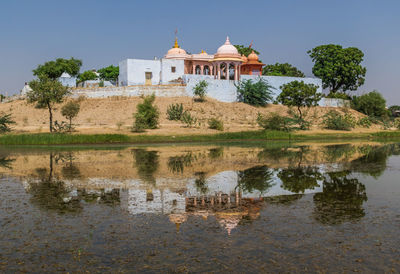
0;96;379;134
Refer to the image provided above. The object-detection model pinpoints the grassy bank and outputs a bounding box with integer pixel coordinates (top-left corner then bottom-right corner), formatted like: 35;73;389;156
1;130;400;145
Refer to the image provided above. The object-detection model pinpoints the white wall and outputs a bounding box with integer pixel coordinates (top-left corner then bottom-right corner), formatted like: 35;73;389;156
119;59;161;86
161;59;185;84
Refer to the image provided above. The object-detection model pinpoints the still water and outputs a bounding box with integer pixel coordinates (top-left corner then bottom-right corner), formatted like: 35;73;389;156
0;142;399;272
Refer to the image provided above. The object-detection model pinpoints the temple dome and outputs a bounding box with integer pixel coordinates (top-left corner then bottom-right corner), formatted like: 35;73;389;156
241;54;248;62
164;38;189;60
216;37;239;55
248;51;259;61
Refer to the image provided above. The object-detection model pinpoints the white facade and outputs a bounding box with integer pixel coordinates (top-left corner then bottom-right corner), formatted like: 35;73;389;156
118;58;184;86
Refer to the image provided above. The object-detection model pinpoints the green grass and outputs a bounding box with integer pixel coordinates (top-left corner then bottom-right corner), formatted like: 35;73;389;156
1;130;400;145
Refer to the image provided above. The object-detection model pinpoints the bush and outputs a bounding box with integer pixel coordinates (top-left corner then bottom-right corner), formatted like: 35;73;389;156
61;101;80;130
325;92;351;100
193;80;208;102
208;118;224;131
166;103;184;121
256;113;292;131
0;113;15;133
133;94;160;132
322;110;356;130
236;78;274;106
53;121;71;133
181;111;197;128
357;116;372;128
351;91;387;118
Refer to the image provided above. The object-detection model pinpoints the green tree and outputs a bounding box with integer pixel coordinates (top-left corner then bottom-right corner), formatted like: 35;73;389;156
277;80;322;122
237;165;275;196
61;101;80;130
193;80;208;101
98;65;119;82
0;113;15;133
234;45;260;57
133;94;160;132
278;167;322;194
388;105;400;117
351;91;387;117
235;78;274;106
308;44;366;94
78;70;98;83
262;63;305;77
27;77;70;132
33;58;82;80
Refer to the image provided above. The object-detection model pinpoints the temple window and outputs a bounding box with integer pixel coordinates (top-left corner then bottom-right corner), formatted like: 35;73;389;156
171;66;176;73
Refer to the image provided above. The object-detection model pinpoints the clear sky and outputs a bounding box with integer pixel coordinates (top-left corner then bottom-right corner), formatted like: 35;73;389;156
1;0;399;104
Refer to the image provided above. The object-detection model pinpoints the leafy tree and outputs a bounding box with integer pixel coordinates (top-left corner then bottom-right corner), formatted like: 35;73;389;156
277;80;322;122
388;105;400;117
98;65;119;82
193;80;208;101
262;63;305;77
235;78;274;106
351;91;387;117
27;77;70;132
78;70;98;83
308;44;366;94
133;94;160;132
61;101;80;130
234;45;260;57
237;165;275;195
33;58;82;80
0;113;15;133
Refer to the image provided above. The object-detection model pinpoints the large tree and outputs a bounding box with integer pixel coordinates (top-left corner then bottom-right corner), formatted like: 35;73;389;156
308;44;366;94
277;80;322;121
234;45;260;57
262;63;305;77
98;65;119;82
78;70;98;83
351;90;387;117
33;58;82;80
27;77;70;132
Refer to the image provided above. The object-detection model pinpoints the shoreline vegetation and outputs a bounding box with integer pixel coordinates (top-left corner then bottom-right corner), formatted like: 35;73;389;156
1;130;400;146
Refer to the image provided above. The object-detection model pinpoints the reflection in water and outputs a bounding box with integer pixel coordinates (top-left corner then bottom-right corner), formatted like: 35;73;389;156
208;147;224;159
313;171;367;225
167;152;196;173
132;149;159;184
237;166;275;196
278;166;322;194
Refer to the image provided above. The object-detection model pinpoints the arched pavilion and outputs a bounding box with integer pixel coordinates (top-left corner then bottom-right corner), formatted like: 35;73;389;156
211;37;243;81
240;50;265;75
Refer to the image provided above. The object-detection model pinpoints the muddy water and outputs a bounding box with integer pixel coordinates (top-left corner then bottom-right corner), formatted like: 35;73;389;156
0;142;399;272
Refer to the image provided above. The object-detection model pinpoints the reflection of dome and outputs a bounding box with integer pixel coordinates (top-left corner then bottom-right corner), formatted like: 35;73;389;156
215;212;244;235
164;38;190;60
217;37;239;55
169;213;188;231
248;51;259;61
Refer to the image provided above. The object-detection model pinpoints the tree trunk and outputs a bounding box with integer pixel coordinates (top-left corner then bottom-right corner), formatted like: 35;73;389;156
297;106;302;121
69;117;72;132
48;104;53;133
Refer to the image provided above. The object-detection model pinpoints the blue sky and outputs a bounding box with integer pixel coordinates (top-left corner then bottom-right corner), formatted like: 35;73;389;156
1;0;399;104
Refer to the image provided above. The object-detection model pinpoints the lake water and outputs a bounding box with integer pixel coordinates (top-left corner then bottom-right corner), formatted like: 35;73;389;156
0;142;399;272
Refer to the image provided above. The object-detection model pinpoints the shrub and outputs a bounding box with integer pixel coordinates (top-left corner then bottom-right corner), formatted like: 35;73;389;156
193;80;208;102
322;110;356;130
357;116;372;128
235;78;274;106
325;92;351;100
53;121;71;132
0;113;15;133
61;101;80;130
351;91;387;118
256;112;292;131
394;118;400;129
166;103;184;120
208;118;224;131
133;94;159;132
181;111;197;128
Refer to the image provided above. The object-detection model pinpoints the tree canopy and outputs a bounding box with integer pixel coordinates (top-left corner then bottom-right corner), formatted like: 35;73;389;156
97;65;119;82
308;44;366;94
33;58;82;80
277;80;322;121
351;91;387;117
262;63;305;77
27;77;70;132
235;78;274;107
78;70;98;83
234;45;260;57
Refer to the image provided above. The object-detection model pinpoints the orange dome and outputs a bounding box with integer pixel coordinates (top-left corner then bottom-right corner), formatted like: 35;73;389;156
248;51;259;61
241;54;248;62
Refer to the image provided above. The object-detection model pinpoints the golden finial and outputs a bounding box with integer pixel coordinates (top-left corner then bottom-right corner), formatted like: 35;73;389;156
174;37;179;48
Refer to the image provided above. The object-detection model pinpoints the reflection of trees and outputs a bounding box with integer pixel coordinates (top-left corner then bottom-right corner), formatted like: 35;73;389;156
168;152;195;174
258;146;310;167
237;166;275;195
132;149;159;184
0;157;15;169
78;189;120;205
278;166;322;194
323;144;355;162
208;147;224;159
264;194;304;205
313;171;367;225
54;152;82;179
194;172;208;194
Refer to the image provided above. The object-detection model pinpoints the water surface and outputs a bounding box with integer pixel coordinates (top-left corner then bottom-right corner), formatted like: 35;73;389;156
1;142;399;272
